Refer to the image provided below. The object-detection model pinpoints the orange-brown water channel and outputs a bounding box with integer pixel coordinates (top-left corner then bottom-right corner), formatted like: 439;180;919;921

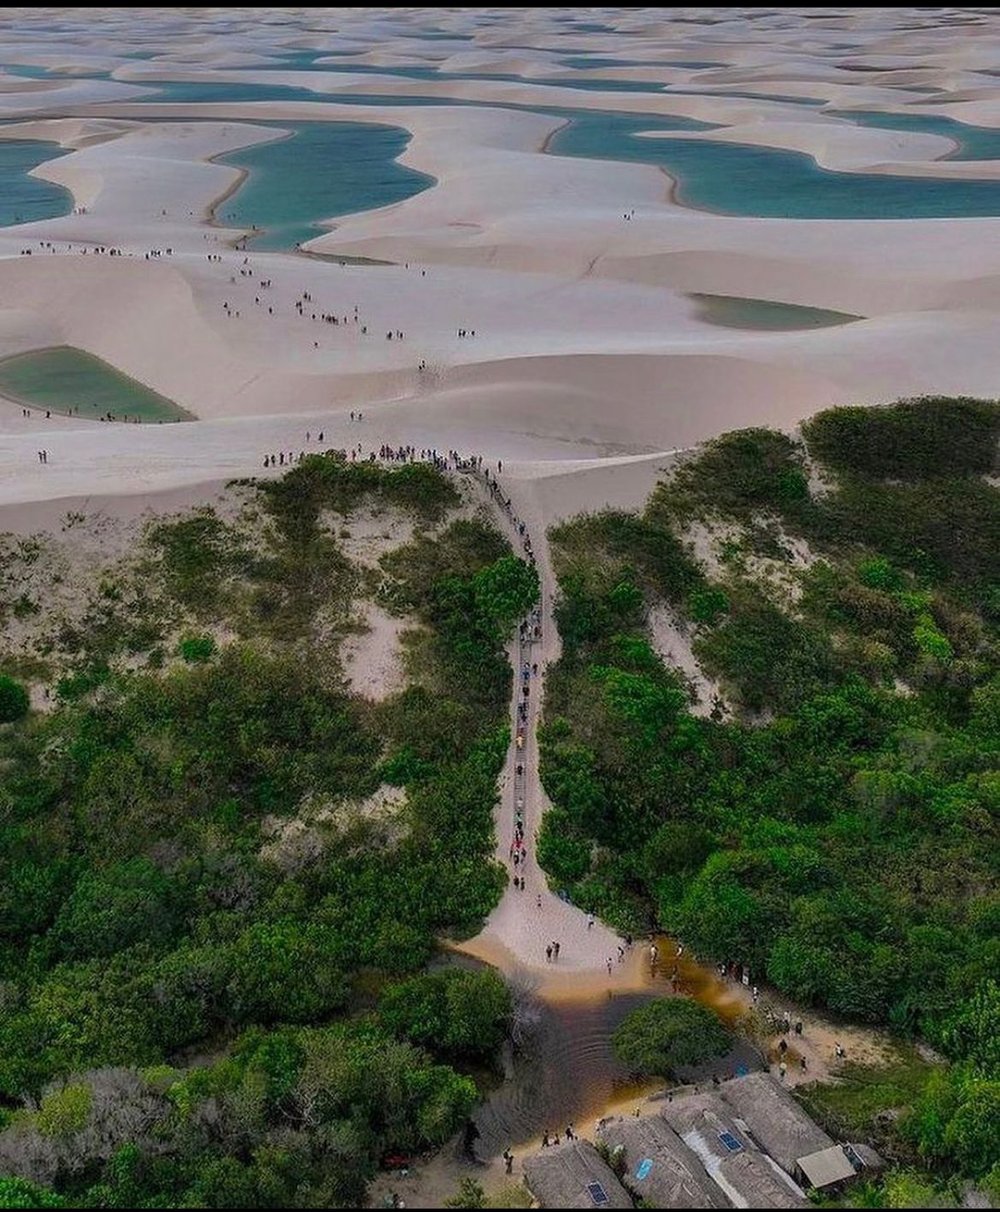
445;934;761;1159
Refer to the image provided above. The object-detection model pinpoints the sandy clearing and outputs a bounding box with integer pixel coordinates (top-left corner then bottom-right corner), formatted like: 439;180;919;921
340;600;408;702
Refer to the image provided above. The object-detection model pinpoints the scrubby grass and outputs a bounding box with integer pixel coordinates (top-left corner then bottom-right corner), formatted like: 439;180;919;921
795;1048;939;1159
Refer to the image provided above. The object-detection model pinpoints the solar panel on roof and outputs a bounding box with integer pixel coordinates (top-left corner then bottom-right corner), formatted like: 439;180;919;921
586;1181;610;1206
719;1130;743;1152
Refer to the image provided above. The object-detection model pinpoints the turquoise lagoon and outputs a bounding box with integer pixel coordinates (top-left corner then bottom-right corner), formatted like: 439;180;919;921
16;67;1000;250
131;76;1000;228
0;139;73;228
212;120;433;251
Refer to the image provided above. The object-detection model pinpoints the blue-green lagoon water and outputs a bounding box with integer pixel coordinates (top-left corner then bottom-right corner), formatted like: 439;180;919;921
136;77;1000;223
211;120;433;250
548;124;1000;218
55;70;1000;242
0;139;73;227
837;109;1000;161
690;293;863;329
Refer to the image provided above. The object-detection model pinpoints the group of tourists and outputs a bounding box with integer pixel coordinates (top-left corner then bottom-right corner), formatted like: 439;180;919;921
510;584;541;898
540;1124;576;1149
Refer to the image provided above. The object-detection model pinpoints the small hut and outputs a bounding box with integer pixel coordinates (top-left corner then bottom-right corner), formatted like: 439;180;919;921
798;1142;886;1193
598;1114;728;1208
522;1140;632;1209
719;1150;810;1208
719;1073;835;1176
661;1089;762;1171
797;1144;859;1191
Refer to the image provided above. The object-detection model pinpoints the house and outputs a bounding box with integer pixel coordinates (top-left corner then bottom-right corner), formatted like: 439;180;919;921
718;1149;810;1208
661;1089;808;1208
797;1141;887;1193
719;1072;835;1177
598;1113;729;1208
522;1139;633;1209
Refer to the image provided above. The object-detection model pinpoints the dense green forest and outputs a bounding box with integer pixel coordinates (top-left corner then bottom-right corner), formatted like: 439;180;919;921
538;398;1000;1193
0;456;537;1207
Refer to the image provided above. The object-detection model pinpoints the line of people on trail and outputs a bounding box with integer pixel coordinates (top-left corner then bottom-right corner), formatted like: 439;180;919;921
509;593;540;896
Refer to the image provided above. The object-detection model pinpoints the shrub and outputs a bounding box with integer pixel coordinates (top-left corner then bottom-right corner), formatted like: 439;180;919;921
652;428;808;520
688;587;730;625
803;397;1000;482
0;675;29;722
612;998;730;1077
378;968;511;1061
178;633;217;664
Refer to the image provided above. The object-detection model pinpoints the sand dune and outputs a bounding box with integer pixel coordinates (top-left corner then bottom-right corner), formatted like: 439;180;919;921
0;7;999;562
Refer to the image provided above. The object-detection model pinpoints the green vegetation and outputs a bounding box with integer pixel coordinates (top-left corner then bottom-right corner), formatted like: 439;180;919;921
0;460;537;1206
379;968;512;1062
177;632;216;663
612;999;731;1078
0;346;192;423
0;1024;477;1207
802;396;1000;481
796;1049;939;1161
445;1177;488;1208
0;674;29;722
541;397;1000;1189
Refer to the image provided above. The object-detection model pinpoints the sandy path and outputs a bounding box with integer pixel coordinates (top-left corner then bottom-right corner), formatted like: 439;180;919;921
457;467;626;981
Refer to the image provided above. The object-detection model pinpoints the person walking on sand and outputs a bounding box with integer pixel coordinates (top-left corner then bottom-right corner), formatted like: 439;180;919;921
553;941;560;961
545;945;552;963
607;957;613;975
587;914;594;930
650;943;659;965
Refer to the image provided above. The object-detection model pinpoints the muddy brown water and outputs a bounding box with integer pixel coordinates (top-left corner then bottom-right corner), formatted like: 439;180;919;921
442;935;764;1158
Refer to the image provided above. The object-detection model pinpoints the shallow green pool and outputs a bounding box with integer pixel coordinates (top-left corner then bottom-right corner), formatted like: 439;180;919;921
690;293;863;330
0;346;192;422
